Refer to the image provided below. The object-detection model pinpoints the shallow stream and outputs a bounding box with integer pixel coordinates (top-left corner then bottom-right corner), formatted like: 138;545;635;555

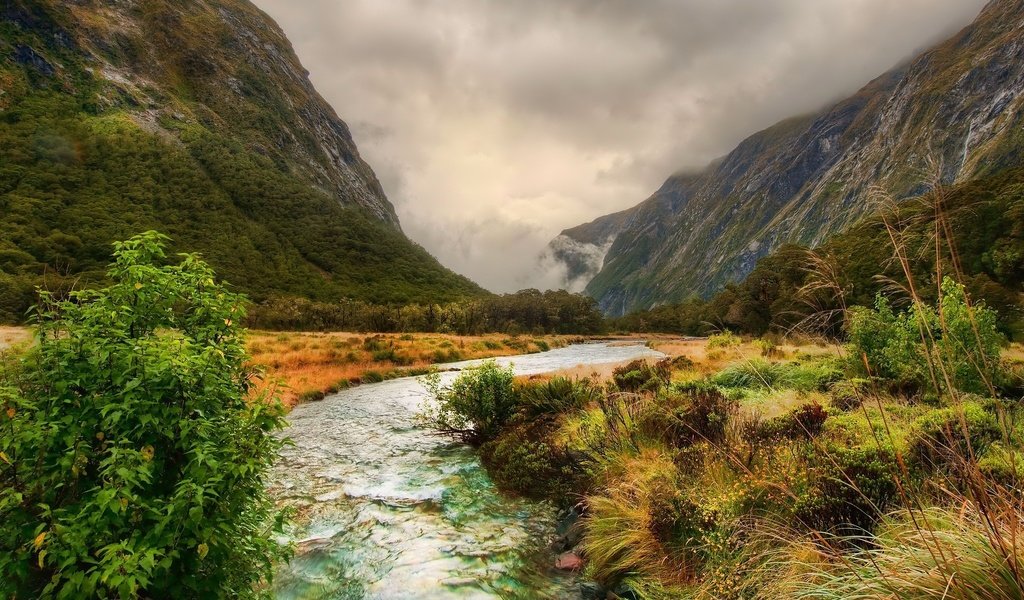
270;342;664;599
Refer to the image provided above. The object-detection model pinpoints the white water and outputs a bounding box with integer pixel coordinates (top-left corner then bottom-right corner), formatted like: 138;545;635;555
270;342;664;599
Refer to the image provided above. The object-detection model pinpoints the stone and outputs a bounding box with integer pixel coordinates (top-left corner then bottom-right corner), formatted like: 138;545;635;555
555;552;584;571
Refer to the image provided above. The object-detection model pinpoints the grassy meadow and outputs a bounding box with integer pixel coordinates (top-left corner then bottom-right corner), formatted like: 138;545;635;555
248;331;579;407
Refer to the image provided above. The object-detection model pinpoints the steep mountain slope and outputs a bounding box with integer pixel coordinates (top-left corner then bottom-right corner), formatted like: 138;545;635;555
0;0;483;321
552;0;1024;316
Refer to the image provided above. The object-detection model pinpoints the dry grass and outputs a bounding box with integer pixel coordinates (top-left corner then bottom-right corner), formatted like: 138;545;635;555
246;331;576;408
649;337;841;373
0;326;31;350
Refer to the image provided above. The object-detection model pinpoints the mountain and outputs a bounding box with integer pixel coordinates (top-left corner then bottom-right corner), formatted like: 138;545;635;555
550;0;1024;316
0;0;483;321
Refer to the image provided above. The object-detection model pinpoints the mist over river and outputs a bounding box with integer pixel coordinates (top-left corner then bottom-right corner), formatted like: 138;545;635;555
269;342;663;599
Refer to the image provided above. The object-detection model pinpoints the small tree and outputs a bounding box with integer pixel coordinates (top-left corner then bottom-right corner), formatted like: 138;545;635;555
420;361;518;446
0;232;289;598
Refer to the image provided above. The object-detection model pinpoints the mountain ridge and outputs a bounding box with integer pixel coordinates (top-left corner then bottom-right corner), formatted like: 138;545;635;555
549;0;1024;316
0;0;484;321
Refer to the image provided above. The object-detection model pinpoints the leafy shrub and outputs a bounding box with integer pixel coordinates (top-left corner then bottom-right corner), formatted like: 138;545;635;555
645;388;738;447
829;379;870;411
754;338;781;358
533;339;551;352
795;446;899;534
977;442;1024;489
421;361;519;446
746;403;829;443
612;359;671;393
707;331;741;349
480;426;581;501
906;401;1001;474
671;354;695;369
0;233;289;598
848;279;1004;395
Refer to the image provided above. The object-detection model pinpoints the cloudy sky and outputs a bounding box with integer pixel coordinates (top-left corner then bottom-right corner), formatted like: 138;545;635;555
253;0;986;292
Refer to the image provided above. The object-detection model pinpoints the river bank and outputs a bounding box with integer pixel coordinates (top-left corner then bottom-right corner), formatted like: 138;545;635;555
248;331;586;408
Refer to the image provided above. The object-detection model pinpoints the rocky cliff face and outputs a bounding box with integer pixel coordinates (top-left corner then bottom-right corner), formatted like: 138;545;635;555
12;0;399;226
551;0;1024;316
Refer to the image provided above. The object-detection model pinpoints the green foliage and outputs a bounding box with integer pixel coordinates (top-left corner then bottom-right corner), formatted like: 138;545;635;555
480;424;583;501
421;361;519;446
707;331;742;349
612;359;671;393
0;232;289;598
518;377;599;418
828;378;870;411
795;446;900;534
848;279;1004;395
906;401;1002;474
643;388;738;447
746;403;830;444
245;289;606;335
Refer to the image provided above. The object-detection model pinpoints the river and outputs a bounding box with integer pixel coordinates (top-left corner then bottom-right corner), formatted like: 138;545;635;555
270;341;664;599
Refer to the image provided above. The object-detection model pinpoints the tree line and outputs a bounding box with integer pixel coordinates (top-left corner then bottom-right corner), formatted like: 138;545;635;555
245;289;606;335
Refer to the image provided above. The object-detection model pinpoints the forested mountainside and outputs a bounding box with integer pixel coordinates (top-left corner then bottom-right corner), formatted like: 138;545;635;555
0;0;483;322
551;0;1024;316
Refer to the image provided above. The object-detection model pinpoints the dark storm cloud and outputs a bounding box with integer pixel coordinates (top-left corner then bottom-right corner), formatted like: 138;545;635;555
253;0;987;292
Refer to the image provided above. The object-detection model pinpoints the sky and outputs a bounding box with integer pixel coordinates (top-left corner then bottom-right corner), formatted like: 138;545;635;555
253;0;987;293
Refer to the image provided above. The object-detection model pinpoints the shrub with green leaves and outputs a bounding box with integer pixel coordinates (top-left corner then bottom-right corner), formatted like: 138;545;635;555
795;446;899;535
706;331;741;350
0;232;289;598
848;278;1004;395
421;360;519;446
612;359;670;393
906;401;1001;475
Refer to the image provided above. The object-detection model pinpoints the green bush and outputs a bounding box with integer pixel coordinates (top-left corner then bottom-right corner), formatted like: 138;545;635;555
707;331;741;349
480;426;581;501
746;402;829;443
0;233;289;598
829;379;870;411
421;361;519;446
906;401;1001;474
848;279;1004;395
795;446;899;535
644;388;738;447
612;359;670;393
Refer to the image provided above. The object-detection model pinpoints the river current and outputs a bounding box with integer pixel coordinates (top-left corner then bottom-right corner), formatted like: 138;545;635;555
270;342;664;599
